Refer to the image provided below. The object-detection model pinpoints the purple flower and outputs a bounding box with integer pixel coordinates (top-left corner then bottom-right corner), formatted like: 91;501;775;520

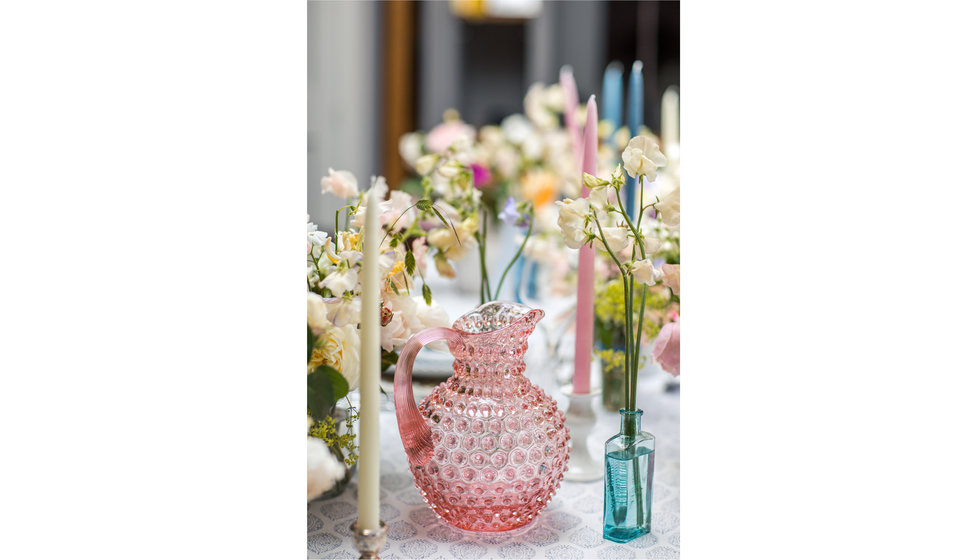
470;164;492;189
498;197;529;228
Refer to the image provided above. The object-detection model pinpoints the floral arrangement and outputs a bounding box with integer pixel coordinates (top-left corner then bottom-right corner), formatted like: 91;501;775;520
555;135;680;411
400;84;676;302
306;169;456;500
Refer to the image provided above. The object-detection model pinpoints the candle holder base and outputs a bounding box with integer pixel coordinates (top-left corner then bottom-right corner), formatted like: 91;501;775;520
350;520;387;559
561;385;603;482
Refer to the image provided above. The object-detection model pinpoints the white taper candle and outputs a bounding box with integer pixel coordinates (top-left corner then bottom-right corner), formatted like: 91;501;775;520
357;194;380;530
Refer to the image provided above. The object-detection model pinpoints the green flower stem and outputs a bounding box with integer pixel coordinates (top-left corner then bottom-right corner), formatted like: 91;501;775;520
591;211;633;385
379;204;420;248
483;208;492;302
477;207;491;304
493;213;534;301
632;284;647;410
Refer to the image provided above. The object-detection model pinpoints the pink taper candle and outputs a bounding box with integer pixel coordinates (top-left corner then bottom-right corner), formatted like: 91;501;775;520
572;96;598;395
559;66;582;163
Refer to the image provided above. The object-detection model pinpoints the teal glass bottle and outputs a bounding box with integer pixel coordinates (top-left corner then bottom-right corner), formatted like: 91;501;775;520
603;409;655;542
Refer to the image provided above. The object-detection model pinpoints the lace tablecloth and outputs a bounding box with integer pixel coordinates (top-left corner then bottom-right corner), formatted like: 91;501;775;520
307;375;680;559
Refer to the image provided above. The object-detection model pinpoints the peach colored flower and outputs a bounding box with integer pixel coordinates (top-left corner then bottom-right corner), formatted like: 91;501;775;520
661;264;679;296
652;321;679;376
425;120;475;154
321;168;359;199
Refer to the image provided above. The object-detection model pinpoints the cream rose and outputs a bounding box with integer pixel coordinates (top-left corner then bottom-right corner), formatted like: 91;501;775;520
316;323;360;389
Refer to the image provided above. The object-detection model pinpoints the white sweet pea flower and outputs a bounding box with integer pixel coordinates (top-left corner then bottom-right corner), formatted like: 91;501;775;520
320;268;358;296
323;297;361;328
321;168;359;199
414;154;439;175
437;162;461;178
413;296;450;328
524;82;559;128
307;225;329;248
588;183;612;210
521;133;544;161
622;136;667;181
307;293;328;335
398;132;424;167
427;228;456;251
382;191;416;229
629;259;663;286
641;232;662;256
501;114;533;144
603;226;630;254
308;437;346;501
654;177;680;230
556;198;592;249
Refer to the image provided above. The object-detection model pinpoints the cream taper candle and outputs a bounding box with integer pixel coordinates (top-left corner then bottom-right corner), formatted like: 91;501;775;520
662;86;680;160
357;194;380;530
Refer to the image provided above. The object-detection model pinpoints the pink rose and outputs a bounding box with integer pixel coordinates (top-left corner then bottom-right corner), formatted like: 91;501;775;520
425;121;475;153
652;321;680;377
661;263;679;296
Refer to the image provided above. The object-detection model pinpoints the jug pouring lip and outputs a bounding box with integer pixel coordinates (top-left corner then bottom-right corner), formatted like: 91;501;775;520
451;300;545;336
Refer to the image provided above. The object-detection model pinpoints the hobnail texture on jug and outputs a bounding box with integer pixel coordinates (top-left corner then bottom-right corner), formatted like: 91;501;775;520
393;301;570;532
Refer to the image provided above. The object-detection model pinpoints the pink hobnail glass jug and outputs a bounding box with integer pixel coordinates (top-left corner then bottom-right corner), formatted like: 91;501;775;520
394;301;570;531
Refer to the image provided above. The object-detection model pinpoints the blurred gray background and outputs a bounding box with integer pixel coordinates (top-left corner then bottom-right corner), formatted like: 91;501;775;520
308;0;679;227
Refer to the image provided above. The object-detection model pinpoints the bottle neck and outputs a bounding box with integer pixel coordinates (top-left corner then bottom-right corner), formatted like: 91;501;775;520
620;409;643;439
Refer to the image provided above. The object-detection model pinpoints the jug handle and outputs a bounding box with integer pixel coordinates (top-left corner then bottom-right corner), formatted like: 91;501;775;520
394;326;461;467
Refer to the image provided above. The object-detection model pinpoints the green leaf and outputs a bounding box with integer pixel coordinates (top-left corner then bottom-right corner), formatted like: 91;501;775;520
307;365;349;422
430;206;461;245
415;199;432;212
404;250;416;276
422;283;432;306
381;349;399;374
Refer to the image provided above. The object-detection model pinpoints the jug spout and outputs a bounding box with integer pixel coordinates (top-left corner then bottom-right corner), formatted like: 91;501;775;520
393;326;460;467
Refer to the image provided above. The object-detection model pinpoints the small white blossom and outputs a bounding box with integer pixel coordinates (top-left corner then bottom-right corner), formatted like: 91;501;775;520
323;297;361;328
588;183;612;210
414;154;439;175
321;168;359;199
556;198;591;249
629;259;663;286
308;437;346;501
307;293;328;334
654;177;680;230
622;136;667;181
320;268;358;296
603;226;630;254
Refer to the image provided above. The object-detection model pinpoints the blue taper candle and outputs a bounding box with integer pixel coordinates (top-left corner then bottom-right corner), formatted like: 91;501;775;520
602;62;623;140
624;61;644;219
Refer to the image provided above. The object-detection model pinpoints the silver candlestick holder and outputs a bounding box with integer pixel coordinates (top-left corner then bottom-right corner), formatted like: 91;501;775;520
560;385;603;481
350;520;387;559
